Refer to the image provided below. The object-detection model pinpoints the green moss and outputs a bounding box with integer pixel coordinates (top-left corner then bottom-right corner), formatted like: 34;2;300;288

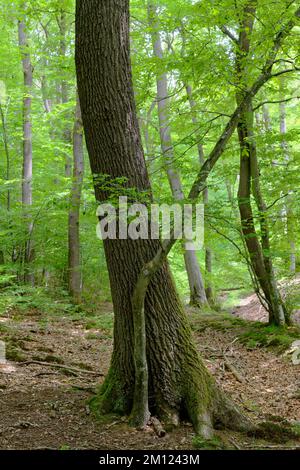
74;361;93;371
190;310;300;352
181;356;215;432
238;324;300;351
193;435;225;450
191;312;247;333
89;367;131;418
0;323;8;333
44;354;64;364
291;423;300;437
6;346;26;362
251;421;300;443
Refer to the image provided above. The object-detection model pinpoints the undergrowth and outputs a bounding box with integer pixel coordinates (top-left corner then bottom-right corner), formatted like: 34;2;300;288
0;284;114;338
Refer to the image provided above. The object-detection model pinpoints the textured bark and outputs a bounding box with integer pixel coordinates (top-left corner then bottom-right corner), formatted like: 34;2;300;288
18;17;34;284
148;3;207;307
75;0;252;435
68;93;84;302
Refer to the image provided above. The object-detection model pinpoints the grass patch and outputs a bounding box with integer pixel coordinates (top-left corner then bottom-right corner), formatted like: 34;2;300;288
83;313;114;337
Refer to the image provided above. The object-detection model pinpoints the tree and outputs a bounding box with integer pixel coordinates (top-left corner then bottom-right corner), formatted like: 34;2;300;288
68;92;84;302
233;1;287;325
57;8;72;177
75;0;251;436
18;14;34;284
147;2;207;307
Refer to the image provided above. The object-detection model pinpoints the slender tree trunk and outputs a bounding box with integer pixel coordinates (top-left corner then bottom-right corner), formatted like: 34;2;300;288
75;0;250;435
148;3;207;307
41;75;52;114
235;2;286;325
262;104;272;132
68;93;84;302
57;10;72;177
279;91;296;274
142;100;156;172
249;115;286;324
0;102;11;211
0;102;10;266
185;83;214;303
18;17;34;285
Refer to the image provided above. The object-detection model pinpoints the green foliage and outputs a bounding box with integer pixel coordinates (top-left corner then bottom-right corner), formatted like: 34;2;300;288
0;285;77;317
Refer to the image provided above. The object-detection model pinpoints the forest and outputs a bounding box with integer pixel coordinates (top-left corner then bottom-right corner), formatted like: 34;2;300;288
0;0;300;457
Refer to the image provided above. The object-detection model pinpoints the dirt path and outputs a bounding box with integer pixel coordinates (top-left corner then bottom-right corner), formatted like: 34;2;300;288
231;277;300;324
0;308;299;450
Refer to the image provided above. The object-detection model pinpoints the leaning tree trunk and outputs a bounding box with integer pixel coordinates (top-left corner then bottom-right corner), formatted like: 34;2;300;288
249;117;287;324
75;0;250;436
148;3;207;307
68;93;84;302
235;1;286;325
18;18;34;285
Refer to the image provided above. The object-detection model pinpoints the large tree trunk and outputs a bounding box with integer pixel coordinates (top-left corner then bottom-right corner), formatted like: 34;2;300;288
148;3;207;307
68;93;84;302
18;18;34;285
75;0;250;435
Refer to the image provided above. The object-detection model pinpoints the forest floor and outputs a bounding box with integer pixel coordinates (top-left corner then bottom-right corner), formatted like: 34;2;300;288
0;294;300;450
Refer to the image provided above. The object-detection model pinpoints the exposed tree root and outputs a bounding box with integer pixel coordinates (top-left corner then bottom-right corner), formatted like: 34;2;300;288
151;417;166;437
223;355;246;383
19;361;103;377
212;388;257;434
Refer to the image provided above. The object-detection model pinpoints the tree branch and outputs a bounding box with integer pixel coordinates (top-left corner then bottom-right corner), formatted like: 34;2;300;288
253;95;300;111
219;25;238;44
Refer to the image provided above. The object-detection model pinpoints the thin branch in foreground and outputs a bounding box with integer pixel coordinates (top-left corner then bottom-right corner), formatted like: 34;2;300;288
253;95;300;111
